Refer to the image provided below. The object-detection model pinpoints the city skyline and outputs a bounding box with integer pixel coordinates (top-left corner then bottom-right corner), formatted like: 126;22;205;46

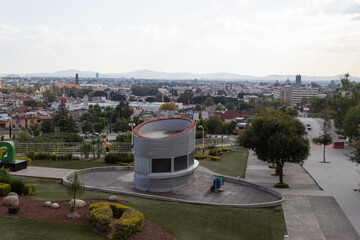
0;0;360;76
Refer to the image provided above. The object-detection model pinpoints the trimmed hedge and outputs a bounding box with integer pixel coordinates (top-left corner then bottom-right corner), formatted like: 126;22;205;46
15;154;32;165
218;147;231;152
26;152;73;161
0;183;11;196
209;156;221;161
88;202;144;239
24;184;37;195
195;154;209;160
0;167;36;195
104;153;134;164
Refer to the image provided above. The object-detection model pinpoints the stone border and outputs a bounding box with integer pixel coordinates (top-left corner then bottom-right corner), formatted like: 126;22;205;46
62;166;285;208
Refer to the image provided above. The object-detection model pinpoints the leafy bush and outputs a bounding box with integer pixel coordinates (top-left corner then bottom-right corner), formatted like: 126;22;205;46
218;147;231;152
0;183;11;196
104;153;134;164
0;167;11;184
209;156;221;161
10;178;26;195
33;132;83;143
24;184;37;195
26;152;72;161
268;165;276;169
88;202;144;239
195;154;209;160
274;182;289;188
209;148;219;156
113;208;144;240
115;132;132;142
15;154;32;165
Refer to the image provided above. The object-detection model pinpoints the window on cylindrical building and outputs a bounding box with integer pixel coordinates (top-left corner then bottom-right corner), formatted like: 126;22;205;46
174;155;187;171
152;158;171;173
188;151;195;166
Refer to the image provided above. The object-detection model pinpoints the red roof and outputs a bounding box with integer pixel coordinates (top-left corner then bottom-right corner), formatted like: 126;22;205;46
214;111;243;122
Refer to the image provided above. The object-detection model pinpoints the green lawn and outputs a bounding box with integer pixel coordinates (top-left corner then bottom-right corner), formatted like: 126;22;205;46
6;176;287;240
31;161;117;169
0;217;107;240
199;145;249;178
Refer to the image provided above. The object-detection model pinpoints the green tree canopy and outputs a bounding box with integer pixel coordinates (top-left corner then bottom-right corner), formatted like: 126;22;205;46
160;103;176;110
343;103;360;141
41;119;55;134
206;115;223;134
239;112;309;185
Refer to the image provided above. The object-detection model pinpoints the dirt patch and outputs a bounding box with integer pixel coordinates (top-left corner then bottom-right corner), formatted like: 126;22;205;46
0;196;174;240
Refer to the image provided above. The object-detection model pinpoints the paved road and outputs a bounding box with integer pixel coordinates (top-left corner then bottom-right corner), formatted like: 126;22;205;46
246;151;359;240
299;117;360;237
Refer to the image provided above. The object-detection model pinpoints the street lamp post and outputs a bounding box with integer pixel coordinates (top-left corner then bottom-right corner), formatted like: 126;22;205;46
198;125;204;151
128;123;136;145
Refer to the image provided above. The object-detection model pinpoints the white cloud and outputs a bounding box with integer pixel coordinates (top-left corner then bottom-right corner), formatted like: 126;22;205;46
0;24;20;33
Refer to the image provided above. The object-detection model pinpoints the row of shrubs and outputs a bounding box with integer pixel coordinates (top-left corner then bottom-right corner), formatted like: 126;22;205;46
26;152;73;161
194;154;221;161
0;167;36;196
104;153;134;164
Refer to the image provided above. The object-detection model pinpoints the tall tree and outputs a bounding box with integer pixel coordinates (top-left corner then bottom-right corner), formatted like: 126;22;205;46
343;103;360;141
312;112;333;163
41;119;55;134
328;73;360;135
239;112;309;186
206;115;223;134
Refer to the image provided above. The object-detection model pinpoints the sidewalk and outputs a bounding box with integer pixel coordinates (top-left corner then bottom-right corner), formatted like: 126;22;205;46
10;166;74;179
245;151;359;240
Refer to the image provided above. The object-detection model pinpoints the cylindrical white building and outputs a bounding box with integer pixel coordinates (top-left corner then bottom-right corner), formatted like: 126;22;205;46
133;118;199;192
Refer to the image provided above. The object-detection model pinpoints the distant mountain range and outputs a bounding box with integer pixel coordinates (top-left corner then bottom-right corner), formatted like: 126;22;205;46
2;69;359;81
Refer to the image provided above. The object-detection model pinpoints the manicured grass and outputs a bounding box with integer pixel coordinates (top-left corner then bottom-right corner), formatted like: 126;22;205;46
0;216;107;240
12;176;287;240
31;161;117;169
199;145;249;178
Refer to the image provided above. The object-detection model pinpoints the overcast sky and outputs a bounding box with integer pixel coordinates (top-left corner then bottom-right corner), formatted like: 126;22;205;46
0;0;359;76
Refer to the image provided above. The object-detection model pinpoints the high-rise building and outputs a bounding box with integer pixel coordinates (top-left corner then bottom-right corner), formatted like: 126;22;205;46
294;74;301;88
96;73;99;79
75;73;79;85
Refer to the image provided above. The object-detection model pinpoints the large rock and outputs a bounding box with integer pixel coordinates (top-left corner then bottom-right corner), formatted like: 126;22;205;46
51;203;59;209
2;195;19;206
69;199;86;208
7;192;19;197
44;201;52;207
108;196;118;202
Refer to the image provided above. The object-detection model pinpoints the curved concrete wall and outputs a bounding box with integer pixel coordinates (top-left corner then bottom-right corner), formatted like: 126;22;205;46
133;118;197;192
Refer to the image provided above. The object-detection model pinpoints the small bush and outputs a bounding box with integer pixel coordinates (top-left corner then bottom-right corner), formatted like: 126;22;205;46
24;184;37;195
209;156;221;161
195;154;209;160
26;152;72;161
0;167;10;184
88;202;144;239
10;178;26;195
105;153;134;164
15;155;32;165
274;182;289;188
0;183;11;196
268;165;276;169
118;162;134;166
209;148;219;156
219;147;231;152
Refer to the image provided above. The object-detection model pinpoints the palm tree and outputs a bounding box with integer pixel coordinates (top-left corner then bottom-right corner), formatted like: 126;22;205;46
67;171;84;218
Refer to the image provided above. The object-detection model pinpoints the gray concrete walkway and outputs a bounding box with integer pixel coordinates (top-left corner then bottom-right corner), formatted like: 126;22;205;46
246;151;359;240
10;166;74;179
68;166;282;207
